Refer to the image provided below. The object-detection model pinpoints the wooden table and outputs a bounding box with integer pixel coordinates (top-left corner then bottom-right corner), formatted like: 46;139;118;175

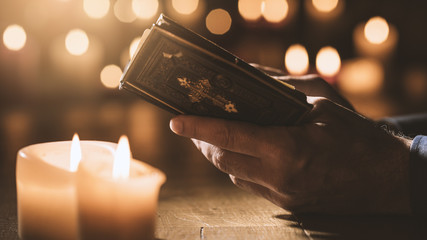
2;158;427;240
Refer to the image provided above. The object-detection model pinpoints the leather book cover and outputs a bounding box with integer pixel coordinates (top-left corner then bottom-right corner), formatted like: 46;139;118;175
120;14;312;126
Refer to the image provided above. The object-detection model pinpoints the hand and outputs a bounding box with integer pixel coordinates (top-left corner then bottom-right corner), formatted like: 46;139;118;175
169;96;412;214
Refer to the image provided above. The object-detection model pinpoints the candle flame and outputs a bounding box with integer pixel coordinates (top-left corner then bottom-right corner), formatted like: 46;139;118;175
113;135;132;179
70;133;82;172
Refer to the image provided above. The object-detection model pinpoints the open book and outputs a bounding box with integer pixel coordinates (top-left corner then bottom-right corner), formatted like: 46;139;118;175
120;14;312;125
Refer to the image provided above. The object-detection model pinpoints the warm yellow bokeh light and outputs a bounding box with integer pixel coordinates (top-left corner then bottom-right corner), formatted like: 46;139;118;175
338;58;384;94
84;0;110;19
129;37;141;59
238;0;263;21
206;9;232;35
3;24;27;51
312;0;338;13
172;0;199;15
364;16;389;44
114;0;137;23
65;29;89;56
285;44;309;75
262;0;288;23
316;46;341;77
132;0;159;19
100;64;123;88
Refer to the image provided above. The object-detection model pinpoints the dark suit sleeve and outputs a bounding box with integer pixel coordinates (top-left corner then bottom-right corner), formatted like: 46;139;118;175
410;135;427;215
379;113;427;215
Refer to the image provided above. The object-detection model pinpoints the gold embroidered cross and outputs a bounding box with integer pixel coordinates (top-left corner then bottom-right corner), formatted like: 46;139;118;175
177;77;238;113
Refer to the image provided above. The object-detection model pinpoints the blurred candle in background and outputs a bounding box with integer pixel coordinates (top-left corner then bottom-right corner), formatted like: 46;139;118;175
261;0;289;23
316;46;341;83
100;64;122;89
305;0;344;21
114;0;137;23
312;0;338;12
206;8;232;35
132;0;159;19
353;16;398;61
165;0;205;23
172;0;199;15
3;24;27;51
83;0;110;19
65;29;89;56
285;44;309;76
238;0;263;21
337;58;384;95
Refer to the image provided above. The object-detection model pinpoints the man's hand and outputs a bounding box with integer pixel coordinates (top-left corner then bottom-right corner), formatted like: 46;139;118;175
169;78;413;214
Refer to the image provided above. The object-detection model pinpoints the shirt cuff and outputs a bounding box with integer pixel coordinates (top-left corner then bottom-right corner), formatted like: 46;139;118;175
410;135;427;215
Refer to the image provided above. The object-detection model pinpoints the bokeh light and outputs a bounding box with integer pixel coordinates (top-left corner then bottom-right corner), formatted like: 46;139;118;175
262;0;289;23
172;0;199;15
338;58;384;94
132;0;159;19
83;0;110;19
206;9;232;35
312;0;338;13
316;46;341;77
238;0;263;21
114;0;137;23
65;29;89;56
364;16;389;44
285;44;309;75
3;24;27;51
129;37;141;59
100;64;123;88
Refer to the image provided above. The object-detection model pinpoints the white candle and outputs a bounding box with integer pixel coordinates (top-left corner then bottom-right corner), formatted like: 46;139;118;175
77;136;166;240
16;134;117;240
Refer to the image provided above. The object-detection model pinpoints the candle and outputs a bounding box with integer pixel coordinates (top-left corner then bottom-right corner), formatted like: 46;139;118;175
77;135;166;240
315;46;341;84
337;58;384;95
16;134;117;240
353;17;398;61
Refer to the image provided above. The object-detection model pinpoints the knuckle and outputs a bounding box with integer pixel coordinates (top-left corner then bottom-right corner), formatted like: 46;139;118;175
211;148;230;173
311;97;334;111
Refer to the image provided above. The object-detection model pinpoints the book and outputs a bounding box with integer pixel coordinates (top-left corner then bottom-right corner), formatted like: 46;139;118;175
120;14;312;126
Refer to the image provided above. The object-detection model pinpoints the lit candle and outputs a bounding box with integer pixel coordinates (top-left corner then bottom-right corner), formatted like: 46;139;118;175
77;135;166;240
16;134;117;240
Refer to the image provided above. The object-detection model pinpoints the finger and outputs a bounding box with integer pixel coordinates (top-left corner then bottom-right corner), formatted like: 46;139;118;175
191;139;263;182
170;115;282;158
273;76;354;110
